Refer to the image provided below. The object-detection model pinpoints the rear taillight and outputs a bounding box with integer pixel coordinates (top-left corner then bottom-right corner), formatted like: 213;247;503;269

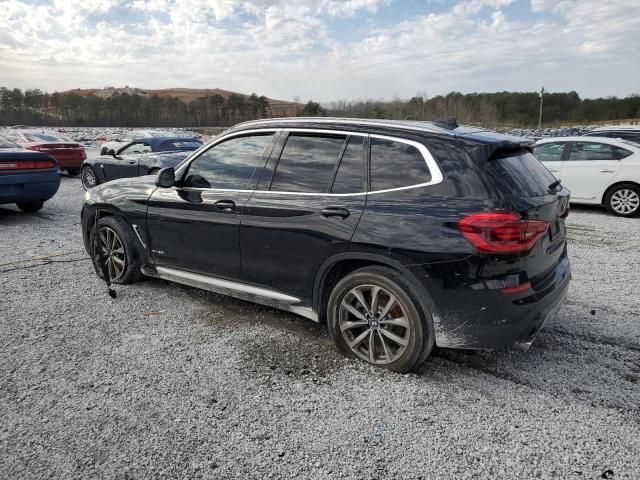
458;212;549;254
0;160;57;170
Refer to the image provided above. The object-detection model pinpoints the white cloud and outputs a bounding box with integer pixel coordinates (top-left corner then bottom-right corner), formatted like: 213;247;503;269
0;0;637;101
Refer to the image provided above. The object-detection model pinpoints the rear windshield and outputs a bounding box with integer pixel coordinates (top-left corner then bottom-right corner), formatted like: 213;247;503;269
483;150;557;197
24;132;70;143
0;136;18;148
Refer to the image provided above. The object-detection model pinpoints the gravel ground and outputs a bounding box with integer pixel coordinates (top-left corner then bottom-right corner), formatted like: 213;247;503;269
1;176;639;479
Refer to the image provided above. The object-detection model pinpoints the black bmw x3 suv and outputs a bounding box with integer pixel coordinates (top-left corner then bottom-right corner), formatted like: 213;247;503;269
81;117;571;372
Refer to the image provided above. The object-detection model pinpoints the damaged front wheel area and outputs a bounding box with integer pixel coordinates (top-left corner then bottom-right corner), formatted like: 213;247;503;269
89;215;142;285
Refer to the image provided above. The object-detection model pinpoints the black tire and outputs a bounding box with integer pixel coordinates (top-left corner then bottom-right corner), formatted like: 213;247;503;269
89;215;142;285
327;266;435;373
605;184;640;217
16;200;44;213
66;168;80;177
81;166;99;191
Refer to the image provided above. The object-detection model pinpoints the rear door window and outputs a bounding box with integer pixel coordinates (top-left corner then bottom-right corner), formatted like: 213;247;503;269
533;142;566;162
483;151;557;197
183;133;273;189
331;136;364;193
270;133;346;193
568;142;614;161
369;138;431;191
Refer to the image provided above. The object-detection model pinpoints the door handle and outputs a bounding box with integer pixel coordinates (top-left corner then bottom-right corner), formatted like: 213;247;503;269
600;169;615;173
214;200;236;212
321;207;350;219
129;160;136;164
548;169;559;173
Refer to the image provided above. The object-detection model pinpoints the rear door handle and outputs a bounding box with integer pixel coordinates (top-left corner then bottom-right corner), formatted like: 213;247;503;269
548;169;560;173
321;207;350;219
600;169;615;173
214;200;236;212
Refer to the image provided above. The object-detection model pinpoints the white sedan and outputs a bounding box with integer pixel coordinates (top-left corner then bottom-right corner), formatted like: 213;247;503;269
533;136;640;217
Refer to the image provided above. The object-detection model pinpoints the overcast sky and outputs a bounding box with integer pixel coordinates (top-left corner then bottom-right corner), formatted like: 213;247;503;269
0;0;638;102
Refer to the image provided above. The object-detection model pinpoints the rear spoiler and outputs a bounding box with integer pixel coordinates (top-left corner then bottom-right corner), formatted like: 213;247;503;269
455;132;535;166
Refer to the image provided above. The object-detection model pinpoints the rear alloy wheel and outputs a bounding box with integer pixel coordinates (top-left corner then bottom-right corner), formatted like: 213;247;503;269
81;166;98;191
16;200;44;213
605;184;640;217
327;266;434;373
89;216;142;284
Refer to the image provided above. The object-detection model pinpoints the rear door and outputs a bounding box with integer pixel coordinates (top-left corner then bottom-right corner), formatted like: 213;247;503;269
145;132;277;280
240;131;367;303
562;141;622;200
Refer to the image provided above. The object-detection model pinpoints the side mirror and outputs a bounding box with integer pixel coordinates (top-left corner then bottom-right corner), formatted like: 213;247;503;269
108;149;116;157
155;167;175;188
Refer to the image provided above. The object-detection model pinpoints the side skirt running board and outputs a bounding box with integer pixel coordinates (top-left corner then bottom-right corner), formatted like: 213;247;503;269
142;265;319;322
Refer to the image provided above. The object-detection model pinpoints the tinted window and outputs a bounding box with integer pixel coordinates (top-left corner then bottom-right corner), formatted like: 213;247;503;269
370;138;430;191
331;136;364;193
533;142;565;162
483;151;557;197
270;134;345;193
183;134;273;189
568;142;614;161
613;147;632;159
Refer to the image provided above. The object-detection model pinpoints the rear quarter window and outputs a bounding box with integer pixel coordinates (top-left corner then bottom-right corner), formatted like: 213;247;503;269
370;138;431;191
483;151;557;197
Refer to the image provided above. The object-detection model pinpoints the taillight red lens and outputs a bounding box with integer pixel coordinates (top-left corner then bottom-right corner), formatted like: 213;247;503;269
458;212;549;254
0;160;57;170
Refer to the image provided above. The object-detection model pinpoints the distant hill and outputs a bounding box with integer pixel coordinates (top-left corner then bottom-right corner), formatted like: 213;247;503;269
62;86;302;117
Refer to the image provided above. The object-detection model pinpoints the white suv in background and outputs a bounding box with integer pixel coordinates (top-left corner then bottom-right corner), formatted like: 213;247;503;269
533;137;640;217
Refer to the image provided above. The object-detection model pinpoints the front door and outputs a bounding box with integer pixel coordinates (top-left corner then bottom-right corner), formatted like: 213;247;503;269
561;141;622;200
241;132;367;303
145;132;277;280
102;141;151;181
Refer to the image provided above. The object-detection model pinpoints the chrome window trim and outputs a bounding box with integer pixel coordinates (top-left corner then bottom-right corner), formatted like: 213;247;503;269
175;127;444;197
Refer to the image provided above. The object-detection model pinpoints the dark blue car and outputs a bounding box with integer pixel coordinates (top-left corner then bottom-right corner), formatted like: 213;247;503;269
0;136;61;212
80;136;203;190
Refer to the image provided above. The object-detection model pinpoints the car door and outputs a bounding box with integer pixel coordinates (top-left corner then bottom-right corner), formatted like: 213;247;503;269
100;141;151;181
561;141;623;200
145;132;277;280
240;131;367;304
532;142;567;178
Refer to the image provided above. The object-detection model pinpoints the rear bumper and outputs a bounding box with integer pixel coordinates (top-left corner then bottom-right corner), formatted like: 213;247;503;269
0;170;61;204
54;157;84;168
421;254;571;350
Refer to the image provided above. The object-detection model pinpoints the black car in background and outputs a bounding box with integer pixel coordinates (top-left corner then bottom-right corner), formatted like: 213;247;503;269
81;136;202;190
584;126;640;144
81;118;571;372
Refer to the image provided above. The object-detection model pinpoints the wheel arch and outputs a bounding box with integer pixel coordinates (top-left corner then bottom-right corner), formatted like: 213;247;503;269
313;252;438;325
601;180;640;205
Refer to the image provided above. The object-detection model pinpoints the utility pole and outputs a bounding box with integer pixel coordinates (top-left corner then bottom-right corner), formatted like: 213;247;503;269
538;86;545;130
